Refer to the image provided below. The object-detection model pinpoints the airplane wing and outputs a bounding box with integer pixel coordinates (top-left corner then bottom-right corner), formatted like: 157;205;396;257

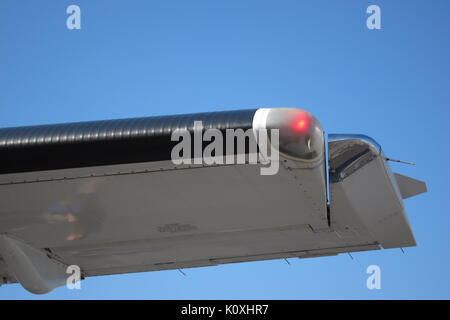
0;108;426;294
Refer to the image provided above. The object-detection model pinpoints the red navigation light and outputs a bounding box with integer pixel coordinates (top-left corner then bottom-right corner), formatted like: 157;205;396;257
293;115;309;132
297;120;305;129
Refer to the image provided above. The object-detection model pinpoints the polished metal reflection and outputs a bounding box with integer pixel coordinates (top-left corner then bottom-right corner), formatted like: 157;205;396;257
328;134;382;183
42;180;105;241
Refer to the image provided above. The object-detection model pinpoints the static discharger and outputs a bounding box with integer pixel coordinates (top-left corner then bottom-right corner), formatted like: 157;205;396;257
386;157;415;165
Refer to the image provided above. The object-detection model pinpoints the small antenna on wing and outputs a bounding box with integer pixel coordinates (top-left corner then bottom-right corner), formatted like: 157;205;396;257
347;253;354;260
385;158;415;165
284;258;291;265
178;269;187;276
400;248;405;254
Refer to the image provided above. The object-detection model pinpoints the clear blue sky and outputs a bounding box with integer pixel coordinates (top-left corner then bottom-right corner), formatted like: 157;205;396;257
0;0;448;299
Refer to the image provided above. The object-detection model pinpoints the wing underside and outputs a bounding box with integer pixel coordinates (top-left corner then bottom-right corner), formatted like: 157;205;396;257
0;109;425;293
